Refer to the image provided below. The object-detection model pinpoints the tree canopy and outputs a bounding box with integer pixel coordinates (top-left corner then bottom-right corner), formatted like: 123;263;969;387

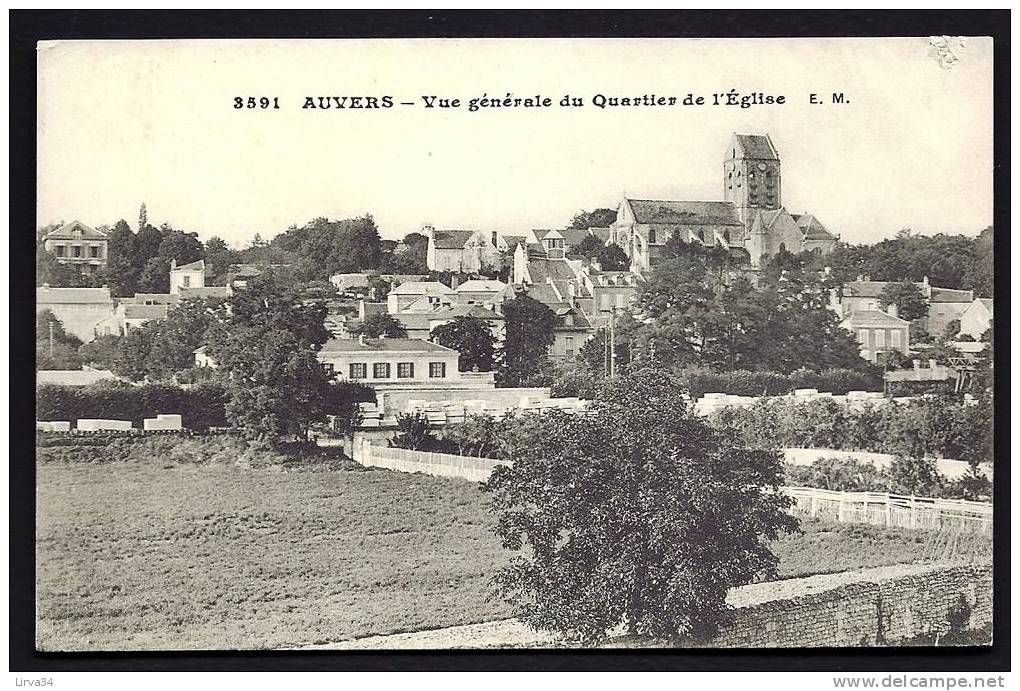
483;369;798;643
878;281;929;322
431;316;497;371
498;292;557;386
568;208;617;230
353;312;407;339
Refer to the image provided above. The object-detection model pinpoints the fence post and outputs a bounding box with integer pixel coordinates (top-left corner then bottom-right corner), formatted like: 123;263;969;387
885;493;892;527
909;496;917;529
810;494;817;518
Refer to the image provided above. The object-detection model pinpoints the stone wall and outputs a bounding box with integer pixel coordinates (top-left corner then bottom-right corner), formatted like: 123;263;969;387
706;563;992;648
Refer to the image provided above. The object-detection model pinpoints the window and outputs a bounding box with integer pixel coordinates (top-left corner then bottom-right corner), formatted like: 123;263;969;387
857;329;869;347
397;362;414;378
90;246;100;258
429;361;446;378
891;330;902;348
55;245;65;257
565;337;574;357
349;363;367;379
875;330;886;349
322;363;335;376
72;245;82;258
648;228;656;244
183;275;191;288
373;362;391;379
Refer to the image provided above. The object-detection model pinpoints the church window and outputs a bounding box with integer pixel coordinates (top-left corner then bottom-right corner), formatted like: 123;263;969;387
648;228;656;244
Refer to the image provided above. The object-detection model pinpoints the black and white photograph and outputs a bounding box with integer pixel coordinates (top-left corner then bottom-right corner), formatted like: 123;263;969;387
12;10;1008;678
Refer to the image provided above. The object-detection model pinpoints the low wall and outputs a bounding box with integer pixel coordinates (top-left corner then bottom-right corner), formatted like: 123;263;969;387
375;387;551;416
317;563;992;649
707;563;992;647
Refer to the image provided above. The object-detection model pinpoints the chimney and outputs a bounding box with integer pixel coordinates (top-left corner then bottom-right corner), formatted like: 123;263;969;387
171;259;177;270
886;303;898;319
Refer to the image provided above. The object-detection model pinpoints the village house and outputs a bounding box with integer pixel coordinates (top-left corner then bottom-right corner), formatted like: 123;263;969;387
94;303;170;337
611;134;838;274
393;303;505;342
169;259;207;294
511;233;642;361
958;298;994;340
840;309;911;364
834;277;974;337
316;336;482;391
387;281;457;314
454;279;513;306
424;226;501;273
36;286;116;343
41;221;109;274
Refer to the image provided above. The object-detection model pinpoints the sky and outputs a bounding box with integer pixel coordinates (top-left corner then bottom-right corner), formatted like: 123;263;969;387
37;37;994;247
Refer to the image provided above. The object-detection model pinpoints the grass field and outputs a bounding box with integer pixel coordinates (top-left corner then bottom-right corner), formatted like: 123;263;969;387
36;457;990;651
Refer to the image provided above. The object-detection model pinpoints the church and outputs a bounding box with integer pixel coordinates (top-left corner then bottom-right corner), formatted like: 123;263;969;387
610;133;838;274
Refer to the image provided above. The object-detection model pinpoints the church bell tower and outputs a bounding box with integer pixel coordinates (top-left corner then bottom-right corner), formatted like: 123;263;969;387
723;133;782;224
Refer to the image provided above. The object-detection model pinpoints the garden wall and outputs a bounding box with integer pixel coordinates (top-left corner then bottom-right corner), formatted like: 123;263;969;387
705;563;992;647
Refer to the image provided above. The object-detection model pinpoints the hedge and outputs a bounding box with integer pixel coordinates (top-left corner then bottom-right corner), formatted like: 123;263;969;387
676;367;883;398
35;382;229;430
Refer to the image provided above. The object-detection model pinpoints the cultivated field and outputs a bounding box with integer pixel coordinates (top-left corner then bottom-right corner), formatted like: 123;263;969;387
36;455;991;651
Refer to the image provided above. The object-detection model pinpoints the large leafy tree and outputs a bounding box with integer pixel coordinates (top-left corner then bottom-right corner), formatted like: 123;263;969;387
499;292;556;386
568;208;617;230
353;312;407;339
36;310;83;370
98;219;140;297
431;316;497;371
878;281;928;322
632;245;868;374
205;272;333;442
483;370;798;643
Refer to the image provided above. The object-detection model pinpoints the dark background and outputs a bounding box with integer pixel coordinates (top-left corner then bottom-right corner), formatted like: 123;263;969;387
10;9;1010;672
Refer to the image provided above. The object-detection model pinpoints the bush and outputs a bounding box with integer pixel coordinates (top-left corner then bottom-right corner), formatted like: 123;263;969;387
709;393;988;463
35;433;361;470
35;381;229;430
676;367;882;398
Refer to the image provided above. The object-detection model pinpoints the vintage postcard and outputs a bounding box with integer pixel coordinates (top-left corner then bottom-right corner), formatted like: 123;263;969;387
32;35;996;655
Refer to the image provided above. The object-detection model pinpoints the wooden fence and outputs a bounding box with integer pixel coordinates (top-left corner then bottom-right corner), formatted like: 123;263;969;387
352;442;992;534
784;486;992;535
353;440;504;483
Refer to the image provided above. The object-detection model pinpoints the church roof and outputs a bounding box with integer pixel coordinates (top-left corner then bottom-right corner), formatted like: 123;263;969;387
791;213;836;241
733;134;779;160
627;199;743;227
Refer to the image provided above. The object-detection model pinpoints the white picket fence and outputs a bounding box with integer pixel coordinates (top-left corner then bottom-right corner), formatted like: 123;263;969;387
352;439;504;483
352;442;992;534
784;486;992;535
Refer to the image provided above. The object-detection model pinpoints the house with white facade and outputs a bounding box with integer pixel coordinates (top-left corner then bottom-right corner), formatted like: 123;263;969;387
316;336;491;392
424;226;501;273
958;298;993;340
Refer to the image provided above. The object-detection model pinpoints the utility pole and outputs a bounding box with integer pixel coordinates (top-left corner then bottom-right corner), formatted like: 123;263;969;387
609;307;617;379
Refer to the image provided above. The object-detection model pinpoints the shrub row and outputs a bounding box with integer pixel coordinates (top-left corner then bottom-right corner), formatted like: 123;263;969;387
35;382;229;430
676;367;884;398
784;457;992;502
35;434;361;471
710;394;992;466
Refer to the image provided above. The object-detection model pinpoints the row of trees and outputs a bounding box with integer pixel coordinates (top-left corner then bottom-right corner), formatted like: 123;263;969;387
807;226;994;296
579;238;874;378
